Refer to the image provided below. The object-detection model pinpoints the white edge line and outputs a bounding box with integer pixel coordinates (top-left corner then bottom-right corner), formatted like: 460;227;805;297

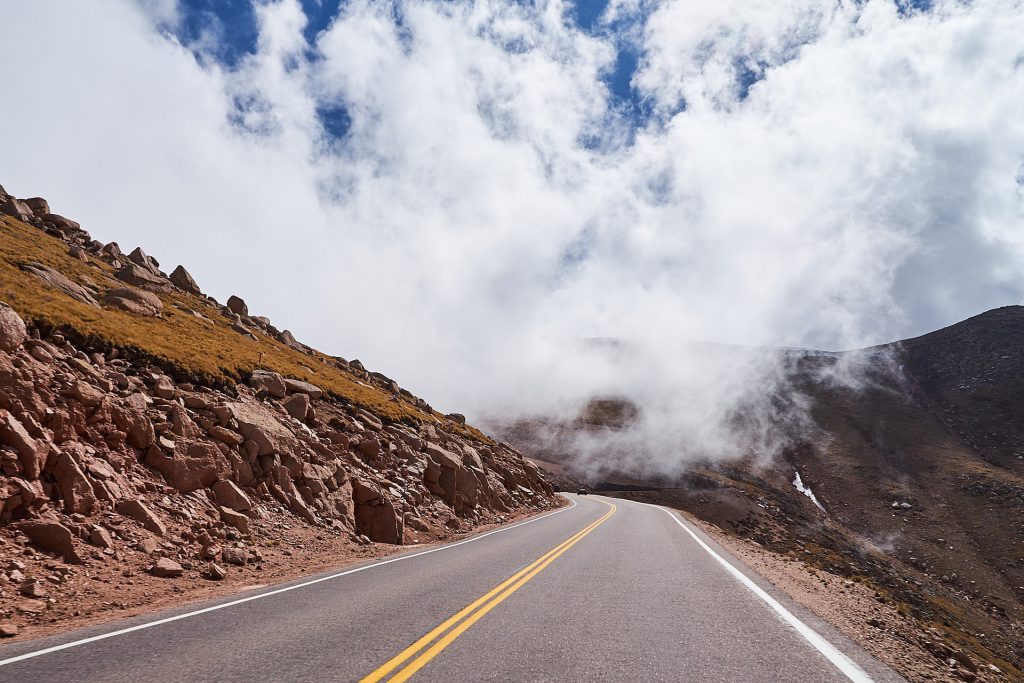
648;502;875;683
0;497;578;667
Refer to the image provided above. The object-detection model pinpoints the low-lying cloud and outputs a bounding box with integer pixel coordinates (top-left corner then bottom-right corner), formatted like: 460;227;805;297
1;0;1023;471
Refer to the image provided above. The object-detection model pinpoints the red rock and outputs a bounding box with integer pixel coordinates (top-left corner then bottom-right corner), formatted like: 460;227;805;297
283;393;310;421
227;402;299;457
0;409;44;478
12;521;83;563
204;563;226;580
53;446;97;514
248;370;287;398
150;558;183;577
170;266;202;296
116;499;167;536
221;547;247;565
0;303;27;352
212;480;252;511
101;288;163;316
219;507;250;534
283;378;323;399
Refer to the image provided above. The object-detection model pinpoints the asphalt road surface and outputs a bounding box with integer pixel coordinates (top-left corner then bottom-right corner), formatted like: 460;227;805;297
0;494;904;682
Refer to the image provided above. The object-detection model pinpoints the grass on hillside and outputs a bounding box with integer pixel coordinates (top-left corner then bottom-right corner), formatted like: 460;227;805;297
0;214;450;427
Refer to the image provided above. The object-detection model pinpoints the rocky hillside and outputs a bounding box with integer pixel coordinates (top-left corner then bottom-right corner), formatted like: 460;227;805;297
498;309;1024;682
0;184;554;639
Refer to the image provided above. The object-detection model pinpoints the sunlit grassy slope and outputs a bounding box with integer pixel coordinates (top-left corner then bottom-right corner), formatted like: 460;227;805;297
0;214;443;426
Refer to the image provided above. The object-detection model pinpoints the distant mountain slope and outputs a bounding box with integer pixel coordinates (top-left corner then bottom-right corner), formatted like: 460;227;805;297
496;307;1024;681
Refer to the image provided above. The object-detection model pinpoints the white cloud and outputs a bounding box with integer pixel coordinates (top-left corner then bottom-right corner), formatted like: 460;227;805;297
1;0;1022;470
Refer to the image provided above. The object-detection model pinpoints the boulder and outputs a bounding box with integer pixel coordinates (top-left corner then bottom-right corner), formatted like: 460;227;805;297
249;370;287;398
283;378;323;399
226;295;248;317
20;263;99;306
12;521;83;563
354;496;403;545
42;213;80;230
101;287;163;316
150;558;183;578
0;303;27;352
208;426;243;447
53;447;97;514
227;402;300;457
278;329;305;351
148;439;226;492
116;499;167;535
212;480;252;511
219;507;250;534
114;264;171;292
205;563;227;580
88;525;114;549
424;442;462;470
169;265;202;296
283;393;310;421
0;197;32;220
0;409;44;478
127;247;160;274
221;547;248;565
23;197;49;217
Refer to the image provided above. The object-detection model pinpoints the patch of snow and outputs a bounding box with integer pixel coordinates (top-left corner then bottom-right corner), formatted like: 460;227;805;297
793;472;826;512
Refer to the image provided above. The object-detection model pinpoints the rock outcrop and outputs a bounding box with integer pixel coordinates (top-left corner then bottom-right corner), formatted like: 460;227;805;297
0;184;556;639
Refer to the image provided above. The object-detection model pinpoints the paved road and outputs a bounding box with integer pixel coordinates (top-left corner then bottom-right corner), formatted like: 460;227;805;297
0;495;903;682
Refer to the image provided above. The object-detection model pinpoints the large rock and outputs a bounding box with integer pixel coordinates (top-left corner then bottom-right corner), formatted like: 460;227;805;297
23;197;49;217
212;480;252;511
114;264;171;292
127;247;160;275
20;263;99;306
354;496;403;544
53;446;97;514
116;499;167;535
0;303;27;352
219;507;250;534
226;295;248;317
12;521;83;563
249;370;287;398
150;558;183;578
101;287;163;316
42;213;80;230
145;439;226;492
284;378;323;399
0;197;32;220
0;409;44;478
169;265;202;296
283;393;310;421
227;402;300;457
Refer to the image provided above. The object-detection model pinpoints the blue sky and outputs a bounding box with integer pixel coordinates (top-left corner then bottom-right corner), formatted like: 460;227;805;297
175;0;650;138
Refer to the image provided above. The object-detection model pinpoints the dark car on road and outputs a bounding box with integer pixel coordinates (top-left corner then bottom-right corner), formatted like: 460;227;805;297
577;488;587;495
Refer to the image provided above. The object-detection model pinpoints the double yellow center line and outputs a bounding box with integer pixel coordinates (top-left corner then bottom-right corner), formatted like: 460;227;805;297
360;500;616;682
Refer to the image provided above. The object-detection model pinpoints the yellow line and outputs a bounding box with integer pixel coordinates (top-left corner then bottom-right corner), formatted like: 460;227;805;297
360;500;616;683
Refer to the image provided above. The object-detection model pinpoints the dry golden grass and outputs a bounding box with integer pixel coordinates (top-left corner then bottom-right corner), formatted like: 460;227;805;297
0;215;438;424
